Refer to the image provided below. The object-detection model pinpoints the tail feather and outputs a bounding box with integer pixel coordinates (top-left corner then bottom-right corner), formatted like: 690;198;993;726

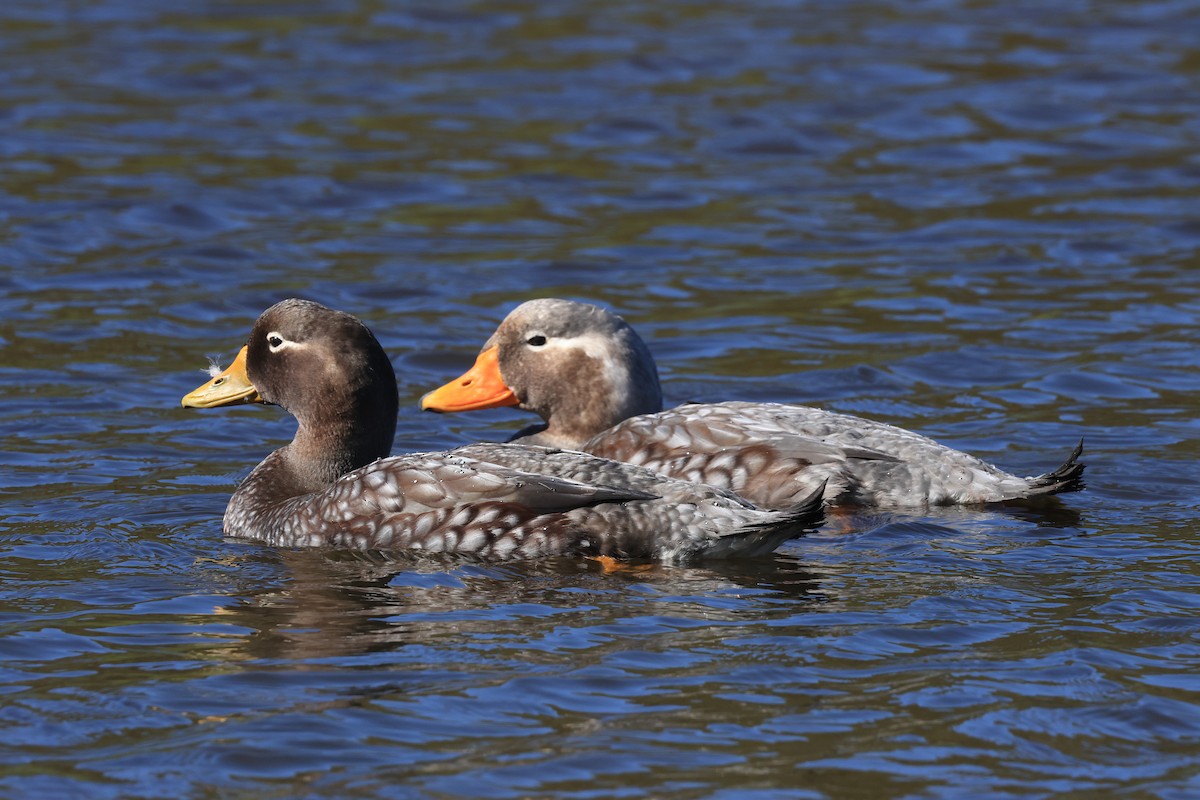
771;479;828;534
1025;438;1086;496
708;481;827;558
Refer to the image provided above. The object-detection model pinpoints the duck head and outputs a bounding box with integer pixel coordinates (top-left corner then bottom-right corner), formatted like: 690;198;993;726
184;299;398;492
421;298;663;448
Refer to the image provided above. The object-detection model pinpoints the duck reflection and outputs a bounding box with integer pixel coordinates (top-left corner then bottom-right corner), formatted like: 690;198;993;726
212;549;830;662
206;496;1080;663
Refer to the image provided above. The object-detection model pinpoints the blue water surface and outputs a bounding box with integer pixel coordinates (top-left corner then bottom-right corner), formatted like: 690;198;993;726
1;1;1199;797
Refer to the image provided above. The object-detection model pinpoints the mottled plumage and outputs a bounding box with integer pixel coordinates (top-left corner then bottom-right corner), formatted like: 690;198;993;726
183;299;824;561
421;298;1085;509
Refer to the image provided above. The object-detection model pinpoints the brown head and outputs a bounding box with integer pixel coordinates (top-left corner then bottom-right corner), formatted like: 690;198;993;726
184;299;398;493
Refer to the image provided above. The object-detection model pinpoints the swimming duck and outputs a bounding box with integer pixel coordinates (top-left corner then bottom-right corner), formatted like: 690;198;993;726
420;298;1085;509
181;299;824;560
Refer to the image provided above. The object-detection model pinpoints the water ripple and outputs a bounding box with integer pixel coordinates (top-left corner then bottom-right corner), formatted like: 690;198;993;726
2;0;1199;797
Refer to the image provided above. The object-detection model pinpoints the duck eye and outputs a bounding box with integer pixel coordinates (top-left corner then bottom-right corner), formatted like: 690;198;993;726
267;334;284;349
527;335;547;347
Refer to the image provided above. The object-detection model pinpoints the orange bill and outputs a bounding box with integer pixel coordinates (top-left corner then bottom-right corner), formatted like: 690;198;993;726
181;346;264;408
420;345;519;412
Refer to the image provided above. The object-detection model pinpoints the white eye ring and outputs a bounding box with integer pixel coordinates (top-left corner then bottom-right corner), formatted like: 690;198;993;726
526;333;548;347
266;331;289;352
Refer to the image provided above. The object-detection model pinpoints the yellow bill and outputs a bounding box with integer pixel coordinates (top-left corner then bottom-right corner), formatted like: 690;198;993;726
181;346;263;408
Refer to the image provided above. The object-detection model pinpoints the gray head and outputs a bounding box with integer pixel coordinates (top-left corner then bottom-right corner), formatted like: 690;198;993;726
486;298;663;447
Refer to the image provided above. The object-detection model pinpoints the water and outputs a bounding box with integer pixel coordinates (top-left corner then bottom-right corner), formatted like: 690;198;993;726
2;0;1199;797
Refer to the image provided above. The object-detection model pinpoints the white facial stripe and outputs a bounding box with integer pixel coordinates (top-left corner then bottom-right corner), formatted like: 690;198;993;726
570;332;616;363
538;332;630;397
266;331;308;354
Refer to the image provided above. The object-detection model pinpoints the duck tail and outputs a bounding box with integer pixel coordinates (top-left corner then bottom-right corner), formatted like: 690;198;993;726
1025;439;1086;496
709;482;827;559
772;480;828;534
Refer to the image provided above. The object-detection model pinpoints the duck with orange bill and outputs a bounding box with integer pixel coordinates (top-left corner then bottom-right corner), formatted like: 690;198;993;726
421;298;1084;509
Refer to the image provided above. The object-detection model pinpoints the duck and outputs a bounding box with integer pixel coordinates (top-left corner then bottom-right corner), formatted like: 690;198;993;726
180;299;824;561
420;298;1085;509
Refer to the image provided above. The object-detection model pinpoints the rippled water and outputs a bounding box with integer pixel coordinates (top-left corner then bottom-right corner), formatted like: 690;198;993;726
2;1;1199;797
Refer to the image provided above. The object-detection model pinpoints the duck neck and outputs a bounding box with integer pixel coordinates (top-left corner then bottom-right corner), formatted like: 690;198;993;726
287;414;389;493
538;398;638;448
525;359;662;448
223;408;391;539
250;383;398;504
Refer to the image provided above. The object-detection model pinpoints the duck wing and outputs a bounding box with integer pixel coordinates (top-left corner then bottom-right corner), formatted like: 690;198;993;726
582;404;895;508
454;443;827;560
348;452;657;514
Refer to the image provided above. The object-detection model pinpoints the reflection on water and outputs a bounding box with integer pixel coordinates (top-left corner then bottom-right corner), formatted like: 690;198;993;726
224;551;829;662
1;0;1199;797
